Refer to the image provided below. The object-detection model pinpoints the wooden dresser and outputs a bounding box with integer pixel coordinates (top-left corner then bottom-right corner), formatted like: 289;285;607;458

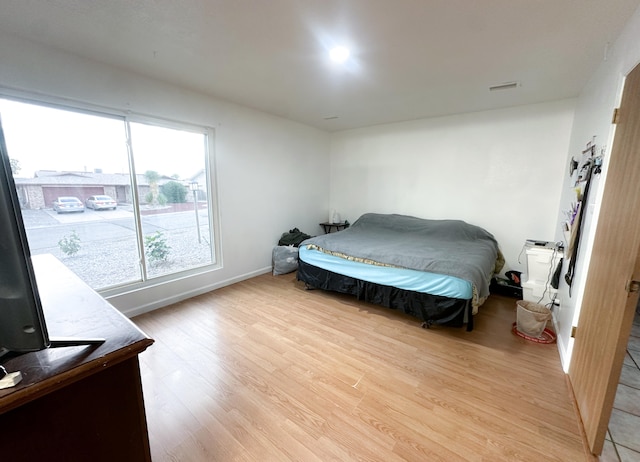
0;254;154;461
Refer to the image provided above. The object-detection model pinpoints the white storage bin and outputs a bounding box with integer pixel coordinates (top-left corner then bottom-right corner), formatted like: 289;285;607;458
525;247;562;285
522;280;557;307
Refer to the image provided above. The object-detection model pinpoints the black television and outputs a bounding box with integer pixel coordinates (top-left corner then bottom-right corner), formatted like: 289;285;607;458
0;117;104;359
0;116;50;357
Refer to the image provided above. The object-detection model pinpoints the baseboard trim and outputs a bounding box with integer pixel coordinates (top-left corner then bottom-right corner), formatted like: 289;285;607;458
552;314;572;373
114;266;272;318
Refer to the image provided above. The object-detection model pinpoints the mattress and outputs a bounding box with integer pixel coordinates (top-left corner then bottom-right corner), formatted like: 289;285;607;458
297;259;472;329
299;245;473;300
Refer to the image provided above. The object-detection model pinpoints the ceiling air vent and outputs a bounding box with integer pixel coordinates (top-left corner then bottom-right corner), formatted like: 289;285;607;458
489;81;519;91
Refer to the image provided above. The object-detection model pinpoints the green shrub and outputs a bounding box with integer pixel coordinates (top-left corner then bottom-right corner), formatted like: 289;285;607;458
145;191;154;204
160;181;188;203
144;231;170;264
58;230;81;257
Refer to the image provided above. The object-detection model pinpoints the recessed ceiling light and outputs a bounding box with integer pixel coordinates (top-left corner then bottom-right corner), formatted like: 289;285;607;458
329;46;350;64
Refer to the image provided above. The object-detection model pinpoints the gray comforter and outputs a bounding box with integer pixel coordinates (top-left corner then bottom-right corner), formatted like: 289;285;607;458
301;213;501;300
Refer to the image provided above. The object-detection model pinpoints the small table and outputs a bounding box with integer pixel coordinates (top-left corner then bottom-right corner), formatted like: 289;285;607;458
319;222;349;233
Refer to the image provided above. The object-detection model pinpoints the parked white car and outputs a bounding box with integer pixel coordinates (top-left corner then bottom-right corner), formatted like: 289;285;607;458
53;196;85;214
85;195;117;210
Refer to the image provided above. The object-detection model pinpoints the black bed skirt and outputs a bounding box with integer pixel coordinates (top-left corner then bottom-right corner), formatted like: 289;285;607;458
297;259;474;331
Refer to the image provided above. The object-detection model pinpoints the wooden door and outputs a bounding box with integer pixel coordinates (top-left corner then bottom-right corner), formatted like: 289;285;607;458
568;63;640;455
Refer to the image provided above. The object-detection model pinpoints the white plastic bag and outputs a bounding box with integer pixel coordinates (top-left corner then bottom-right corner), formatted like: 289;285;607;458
272;245;299;275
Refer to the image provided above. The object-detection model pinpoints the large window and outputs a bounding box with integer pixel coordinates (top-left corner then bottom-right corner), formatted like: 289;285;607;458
0;98;217;291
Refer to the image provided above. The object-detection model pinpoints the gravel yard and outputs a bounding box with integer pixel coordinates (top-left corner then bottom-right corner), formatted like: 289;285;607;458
25;206;213;290
51;228;213;289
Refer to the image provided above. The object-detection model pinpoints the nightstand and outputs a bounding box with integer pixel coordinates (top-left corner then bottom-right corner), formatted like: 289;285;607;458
319;222;349;233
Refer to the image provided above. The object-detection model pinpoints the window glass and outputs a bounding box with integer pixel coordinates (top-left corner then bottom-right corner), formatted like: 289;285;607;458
0;98;216;291
128;121;213;279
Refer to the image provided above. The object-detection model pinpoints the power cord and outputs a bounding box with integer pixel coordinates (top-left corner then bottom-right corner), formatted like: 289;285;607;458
517;244;526;265
536;246;560;309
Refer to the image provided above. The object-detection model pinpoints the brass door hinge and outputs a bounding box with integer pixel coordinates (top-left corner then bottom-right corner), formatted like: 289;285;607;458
626;280;640;293
571;326;577;338
612;108;620;124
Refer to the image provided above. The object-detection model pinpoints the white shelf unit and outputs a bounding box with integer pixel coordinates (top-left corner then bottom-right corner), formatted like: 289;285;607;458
522;242;562;307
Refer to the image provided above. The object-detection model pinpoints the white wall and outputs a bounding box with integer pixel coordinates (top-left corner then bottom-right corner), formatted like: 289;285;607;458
0;32;330;317
329;100;575;275
553;5;640;369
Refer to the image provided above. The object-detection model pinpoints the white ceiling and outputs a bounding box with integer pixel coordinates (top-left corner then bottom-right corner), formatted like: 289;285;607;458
1;0;639;131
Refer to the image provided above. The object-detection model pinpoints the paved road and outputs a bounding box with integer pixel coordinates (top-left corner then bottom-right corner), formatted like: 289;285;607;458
21;208;209;251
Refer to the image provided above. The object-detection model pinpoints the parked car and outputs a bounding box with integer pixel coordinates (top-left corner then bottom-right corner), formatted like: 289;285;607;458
85;195;117;210
53;196;85;213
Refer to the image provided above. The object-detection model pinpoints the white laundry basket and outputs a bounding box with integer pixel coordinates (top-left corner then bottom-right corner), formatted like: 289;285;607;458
516;300;552;338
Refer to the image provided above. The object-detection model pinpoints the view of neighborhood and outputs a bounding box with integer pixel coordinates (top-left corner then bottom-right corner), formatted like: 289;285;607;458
13;168;207;211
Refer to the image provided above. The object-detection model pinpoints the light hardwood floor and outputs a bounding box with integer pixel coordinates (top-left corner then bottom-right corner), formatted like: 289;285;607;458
133;272;593;461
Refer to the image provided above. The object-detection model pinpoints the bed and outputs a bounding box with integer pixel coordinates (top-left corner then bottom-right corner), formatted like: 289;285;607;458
297;213;504;330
